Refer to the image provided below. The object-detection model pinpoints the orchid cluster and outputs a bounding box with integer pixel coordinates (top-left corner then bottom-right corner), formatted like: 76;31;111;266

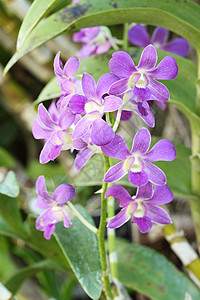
33;42;178;238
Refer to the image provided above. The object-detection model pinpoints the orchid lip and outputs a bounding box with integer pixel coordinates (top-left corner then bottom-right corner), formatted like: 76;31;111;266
85;101;103;114
123;155;143;173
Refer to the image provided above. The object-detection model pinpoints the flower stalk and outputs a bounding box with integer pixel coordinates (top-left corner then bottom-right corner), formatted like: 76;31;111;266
98;154;113;299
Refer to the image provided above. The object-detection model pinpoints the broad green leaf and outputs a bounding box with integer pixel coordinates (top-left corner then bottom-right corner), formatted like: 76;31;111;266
0;194;27;238
0;171;19;198
117;239;200;300
5;259;64;294
17;0;70;50
53;205;101;300
0;147;15;168
4;0;200;74
74;141;193;199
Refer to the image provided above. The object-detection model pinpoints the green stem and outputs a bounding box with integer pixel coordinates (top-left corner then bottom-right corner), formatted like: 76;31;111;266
123;23;129;50
190;49;200;252
67;202;97;234
98;154;113;299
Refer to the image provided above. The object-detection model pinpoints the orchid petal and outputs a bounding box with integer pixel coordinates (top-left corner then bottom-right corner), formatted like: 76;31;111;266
40;139;62;164
133;216;152;233
101;134;130;160
109;78;129;95
44;224;56;240
109;51;137;78
148;56;178;80
73;138;87;150
53;184;75;204
135;181;153;200
148;78;170;101
69;94;88;114
146;184;173;205
96;73;119;98
144;161;166;185
137;45;157;70
72;115;94;139
75;148;95;170
59;108;75;129
144;139;176;162
104;161;127;183
107;208;131;228
161;38;190;57
103;95;123;112
82;73;97;99
128;25;151;47
32;116;52;140
36;176;52;208
54;52;63;77
91;118;115;146
105;185;133;207
152;27;168;45
128;170;149;186
131;128;151;154
146;205;171;224
63;56;79;77
62;208;72;228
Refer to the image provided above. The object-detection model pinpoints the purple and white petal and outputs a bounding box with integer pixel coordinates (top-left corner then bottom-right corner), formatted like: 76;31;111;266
148;77;170;102
104;161;127;183
148;56;178;80
53;184;75;204
128;170;149;186
96;73;119;98
161;38;190;57
54;52;63;77
107;208;131;229
109;51;137;78
135;181;153;200
36;176;52;208
59;108;75;129
75;148;95;170
128;24;151;47
146;184;173;205
109;78;130;95
91;118;115;146
69;94;88;115
32;116;53;140
101;134;131;160
144;139;176;162
73;138;87;150
96;40;112;54
133;216;152;233
72;115;95;139
38;104;58;129
40;139;62;164
44;224;56;240
137;45;157;70
82;73;97;99
103;95;123;112
105;185;133;207
144;161;166;186
146;205;171;224
131;128;151;154
63;56;79;77
62;208;72;228
152;27;168;45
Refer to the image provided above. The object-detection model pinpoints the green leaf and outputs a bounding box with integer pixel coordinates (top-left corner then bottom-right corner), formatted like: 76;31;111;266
17;0;71;50
0;171;19;198
117;239;200;300
5;259;64;294
0;147;15;168
53;205;101;300
34;77;62;106
4;0;200;74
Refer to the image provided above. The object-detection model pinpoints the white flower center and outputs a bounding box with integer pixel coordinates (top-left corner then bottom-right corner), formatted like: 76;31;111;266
123;155;142;173
128;72;148;89
85;101;102;114
133;200;145;218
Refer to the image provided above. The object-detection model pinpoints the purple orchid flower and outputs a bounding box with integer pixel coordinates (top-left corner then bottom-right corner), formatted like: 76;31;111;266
109;45;178;103
73;26;120;58
102;128;176;186
54;52;83;107
128;24;190;57
105;182;173;233
35;176;75;239
69;72;123;146
32;103;75;164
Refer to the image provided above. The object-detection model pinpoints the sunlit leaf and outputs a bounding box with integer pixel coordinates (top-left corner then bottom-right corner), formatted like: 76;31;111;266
0;171;19;198
4;0;200;74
